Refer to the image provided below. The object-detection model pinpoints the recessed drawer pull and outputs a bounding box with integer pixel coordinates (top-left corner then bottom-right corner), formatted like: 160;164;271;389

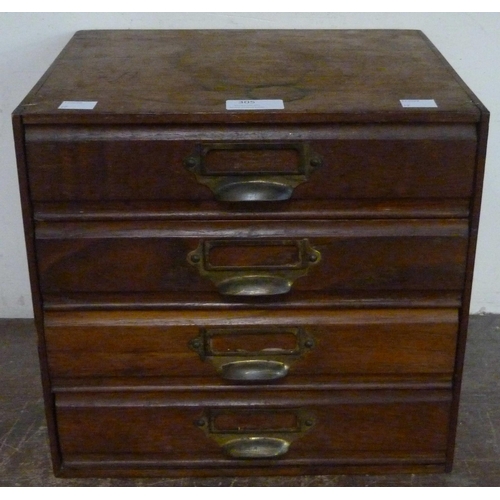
211;179;295;202
187;239;321;296
184;143;322;202
219;360;289;381
222;437;290;458
217;275;293;296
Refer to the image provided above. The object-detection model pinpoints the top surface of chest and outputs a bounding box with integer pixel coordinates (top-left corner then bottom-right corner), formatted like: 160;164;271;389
17;29;480;124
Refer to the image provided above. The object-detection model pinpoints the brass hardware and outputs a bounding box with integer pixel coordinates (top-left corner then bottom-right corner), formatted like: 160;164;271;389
184;143;322;202
187;239;321;296
214;179;294;202
188;326;315;382
309;157;322;168
222;437;290;458
218;275;291;296
220;360;289;381
197;408;316;459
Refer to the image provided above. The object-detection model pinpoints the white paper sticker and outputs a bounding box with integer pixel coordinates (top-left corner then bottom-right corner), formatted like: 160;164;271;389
226;99;284;110
400;99;438;108
58;101;98;110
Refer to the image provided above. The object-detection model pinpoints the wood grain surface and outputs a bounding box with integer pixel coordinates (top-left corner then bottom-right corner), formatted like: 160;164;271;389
55;390;451;473
44;309;458;381
25;124;476;202
15;30;480;123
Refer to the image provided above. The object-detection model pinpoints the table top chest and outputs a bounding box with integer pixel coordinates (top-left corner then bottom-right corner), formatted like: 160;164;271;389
13;29;488;477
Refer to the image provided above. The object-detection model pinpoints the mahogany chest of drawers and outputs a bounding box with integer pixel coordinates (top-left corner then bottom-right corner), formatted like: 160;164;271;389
13;30;488;477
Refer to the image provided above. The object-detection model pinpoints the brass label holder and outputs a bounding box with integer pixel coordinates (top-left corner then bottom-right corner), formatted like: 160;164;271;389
195;408;316;459
188;326;315;382
184;142;322;201
187;238;321;296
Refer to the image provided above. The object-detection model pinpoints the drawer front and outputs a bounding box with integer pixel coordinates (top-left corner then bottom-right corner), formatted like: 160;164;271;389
55;390;451;469
25;124;476;203
36;220;468;297
45;309;458;382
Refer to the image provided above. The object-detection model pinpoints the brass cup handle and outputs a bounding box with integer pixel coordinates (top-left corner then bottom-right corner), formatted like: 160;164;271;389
219;360;289;381
222;437;291;458
209;178;295;202
217;275;294;296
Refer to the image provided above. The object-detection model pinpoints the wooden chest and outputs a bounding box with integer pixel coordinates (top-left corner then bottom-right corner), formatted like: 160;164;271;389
13;30;488;477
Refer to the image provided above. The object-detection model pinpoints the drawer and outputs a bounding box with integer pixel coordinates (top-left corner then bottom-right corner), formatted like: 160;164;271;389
55;389;451;472
25;124;476;203
35;220;468;298
45;309;458;383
